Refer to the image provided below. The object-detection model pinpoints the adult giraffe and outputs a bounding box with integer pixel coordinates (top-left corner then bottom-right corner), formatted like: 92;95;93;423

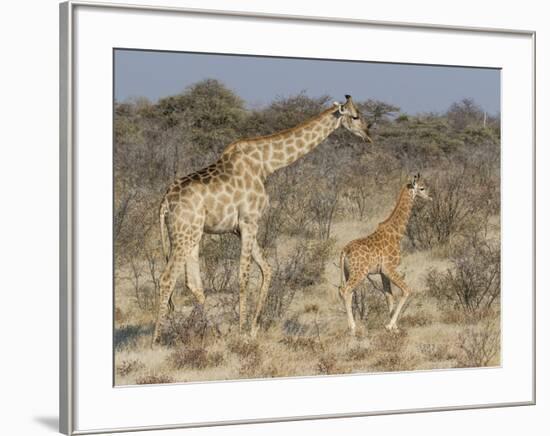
152;95;372;344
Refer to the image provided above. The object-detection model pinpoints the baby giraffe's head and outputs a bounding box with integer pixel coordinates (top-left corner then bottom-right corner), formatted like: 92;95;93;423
408;173;431;201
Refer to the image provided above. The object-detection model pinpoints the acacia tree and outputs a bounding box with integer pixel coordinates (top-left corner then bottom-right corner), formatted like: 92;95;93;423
155;79;248;157
358;99;400;125
446;98;484;130
243;92;331;137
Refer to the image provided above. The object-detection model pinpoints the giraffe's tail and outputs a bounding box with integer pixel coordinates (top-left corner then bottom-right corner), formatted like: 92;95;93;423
338;250;348;296
159;199;170;263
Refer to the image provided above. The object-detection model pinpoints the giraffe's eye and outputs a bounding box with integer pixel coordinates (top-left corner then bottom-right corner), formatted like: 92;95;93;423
352;116;359;120
420;187;425;191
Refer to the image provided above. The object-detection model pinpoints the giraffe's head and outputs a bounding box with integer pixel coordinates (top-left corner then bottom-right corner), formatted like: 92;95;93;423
408;173;432;201
334;95;373;143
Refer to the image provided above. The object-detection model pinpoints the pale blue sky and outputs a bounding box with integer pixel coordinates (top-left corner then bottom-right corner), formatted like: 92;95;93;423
114;49;500;115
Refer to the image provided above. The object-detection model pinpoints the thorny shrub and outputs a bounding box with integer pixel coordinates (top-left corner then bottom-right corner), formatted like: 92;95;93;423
455;318;500;367
170;347;224;370
426;234;500;315
261;238;334;328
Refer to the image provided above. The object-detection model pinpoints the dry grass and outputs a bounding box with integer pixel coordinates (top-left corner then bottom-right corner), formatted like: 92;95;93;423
114;211;501;386
400;310;433;328
136;374;176;385
169;347;224;370
116;359;145;377
346;345;370;361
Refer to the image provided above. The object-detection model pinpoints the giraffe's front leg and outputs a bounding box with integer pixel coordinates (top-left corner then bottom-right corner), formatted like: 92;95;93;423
238;219;258;335
380;273;395;318
383;268;412;331
342;288;356;335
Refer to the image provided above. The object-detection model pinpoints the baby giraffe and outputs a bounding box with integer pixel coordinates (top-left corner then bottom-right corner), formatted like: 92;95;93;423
338;173;431;335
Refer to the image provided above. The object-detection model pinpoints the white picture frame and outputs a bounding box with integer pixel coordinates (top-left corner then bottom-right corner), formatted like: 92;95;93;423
59;1;535;434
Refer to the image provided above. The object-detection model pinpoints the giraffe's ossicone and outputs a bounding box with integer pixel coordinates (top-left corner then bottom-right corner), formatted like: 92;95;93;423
338;173;432;335
152;95;373;344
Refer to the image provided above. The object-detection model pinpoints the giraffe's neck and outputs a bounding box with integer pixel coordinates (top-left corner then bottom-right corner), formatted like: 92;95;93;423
379;186;414;239
256;107;341;175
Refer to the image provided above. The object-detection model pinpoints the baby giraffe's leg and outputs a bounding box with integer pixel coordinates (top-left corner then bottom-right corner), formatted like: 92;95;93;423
339;273;364;336
380;273;395;318
383;268;412;331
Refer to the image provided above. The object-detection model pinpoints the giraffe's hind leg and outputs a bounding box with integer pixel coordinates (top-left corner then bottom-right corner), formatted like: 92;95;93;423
339;272;364;336
152;246;187;345
180;243;211;333
152;229;203;345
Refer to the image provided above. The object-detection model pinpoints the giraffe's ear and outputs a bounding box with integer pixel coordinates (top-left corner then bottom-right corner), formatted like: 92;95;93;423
333;102;345;118
337;102;353;115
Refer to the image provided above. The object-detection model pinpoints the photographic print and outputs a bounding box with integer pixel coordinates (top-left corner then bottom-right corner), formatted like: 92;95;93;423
113;49;501;386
